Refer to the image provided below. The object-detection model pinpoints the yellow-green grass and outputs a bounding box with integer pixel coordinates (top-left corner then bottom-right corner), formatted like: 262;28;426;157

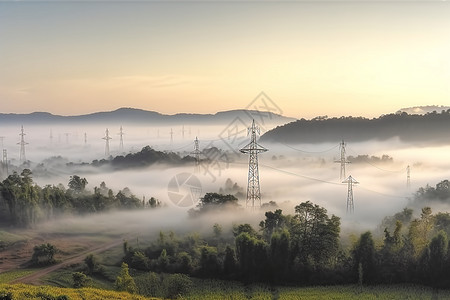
188;279;450;300
0;270;35;284
0;283;157;300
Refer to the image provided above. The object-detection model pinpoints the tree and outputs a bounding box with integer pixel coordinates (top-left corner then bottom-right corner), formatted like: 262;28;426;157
115;262;137;294
190;193;239;215
31;243;58;266
235;232;268;282
291;201;340;267
84;254;101;275
428;231;448;284
223;245;237;278
408;207;434;259
260;209;287;241
199;246;221;277
72;272;91;288
352;231;376;284
164;273;193;299
269;229;290;283
68;175;88;193
0;170;40;226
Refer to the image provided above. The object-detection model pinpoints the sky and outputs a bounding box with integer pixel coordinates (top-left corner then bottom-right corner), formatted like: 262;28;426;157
1;1;449;119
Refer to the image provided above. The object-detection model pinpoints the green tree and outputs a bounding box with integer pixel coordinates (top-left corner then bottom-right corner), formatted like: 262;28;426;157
260;209;287;241
164;273;193;299
235;232;268;282
408;207;434;259
352;231;376;284
72;272;91;288
84;254;101;275
269;229;290;283
291;201;340;267
68;175;88;193
428;230;448;284
115;262;137;294
31;243;58;266
223;245;237;278
199;246;221;277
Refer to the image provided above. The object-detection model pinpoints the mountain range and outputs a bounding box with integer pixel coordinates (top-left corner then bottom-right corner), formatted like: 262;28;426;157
0;107;296;126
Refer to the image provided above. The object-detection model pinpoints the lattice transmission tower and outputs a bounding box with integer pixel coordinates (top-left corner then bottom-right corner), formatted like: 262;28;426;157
118;126;124;152
191;137;202;173
343;175;358;213
335;140;350;180
181;125;186;139
103;128;112;157
18;126;28;163
2;149;8;176
240;120;268;210
406;165;411;188
170;128;174;144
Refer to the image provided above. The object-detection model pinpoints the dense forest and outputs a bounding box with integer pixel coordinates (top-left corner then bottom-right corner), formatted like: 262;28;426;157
0;169;160;227
261;110;450;144
107;181;450;298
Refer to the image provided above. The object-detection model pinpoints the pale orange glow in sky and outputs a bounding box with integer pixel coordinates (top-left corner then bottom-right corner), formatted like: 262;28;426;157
1;2;449;118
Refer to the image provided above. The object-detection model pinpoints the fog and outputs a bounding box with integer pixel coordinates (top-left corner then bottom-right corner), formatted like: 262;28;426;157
2;122;450;237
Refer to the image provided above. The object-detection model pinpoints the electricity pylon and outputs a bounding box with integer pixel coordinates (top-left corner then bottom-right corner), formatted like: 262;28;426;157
118;126;124;152
102;128;112;157
406;165;411;188
49;130;53;145
240;119;268;210
84;133;87;145
170;128;174;144
2;149;8;176
342;175;358;214
191;137;201;173
181;125;186;139
335;140;350;180
18;125;28;163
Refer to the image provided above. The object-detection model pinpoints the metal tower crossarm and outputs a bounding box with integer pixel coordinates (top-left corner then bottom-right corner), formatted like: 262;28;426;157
334;139;350;180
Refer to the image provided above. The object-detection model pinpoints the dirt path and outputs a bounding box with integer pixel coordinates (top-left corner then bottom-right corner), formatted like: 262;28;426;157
10;236;131;285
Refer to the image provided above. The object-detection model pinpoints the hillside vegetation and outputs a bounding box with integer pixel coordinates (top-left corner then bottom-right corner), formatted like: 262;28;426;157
0;284;155;300
261;110;450;144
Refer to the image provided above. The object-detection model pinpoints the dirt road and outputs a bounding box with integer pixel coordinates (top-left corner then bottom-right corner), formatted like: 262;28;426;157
10;236;130;285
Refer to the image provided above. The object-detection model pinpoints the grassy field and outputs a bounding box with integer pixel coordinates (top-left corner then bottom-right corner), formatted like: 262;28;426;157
0;230;27;245
0;283;156;300
0;270;35;284
187;279;449;300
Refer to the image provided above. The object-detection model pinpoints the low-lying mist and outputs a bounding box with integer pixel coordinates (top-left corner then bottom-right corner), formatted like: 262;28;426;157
2;122;450;237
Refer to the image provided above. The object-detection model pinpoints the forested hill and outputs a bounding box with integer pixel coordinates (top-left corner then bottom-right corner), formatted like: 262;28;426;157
260;110;450;144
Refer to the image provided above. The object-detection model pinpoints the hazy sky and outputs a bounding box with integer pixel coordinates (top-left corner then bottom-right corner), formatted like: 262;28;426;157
1;1;449;118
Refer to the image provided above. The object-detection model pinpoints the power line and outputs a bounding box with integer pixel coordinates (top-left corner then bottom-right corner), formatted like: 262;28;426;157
231;161;409;200
279;142;340;154
346;147;406;173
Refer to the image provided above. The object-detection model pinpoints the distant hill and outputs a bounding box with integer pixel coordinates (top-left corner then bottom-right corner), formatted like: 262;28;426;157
260;111;450;144
0;107;295;126
396;106;450;115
